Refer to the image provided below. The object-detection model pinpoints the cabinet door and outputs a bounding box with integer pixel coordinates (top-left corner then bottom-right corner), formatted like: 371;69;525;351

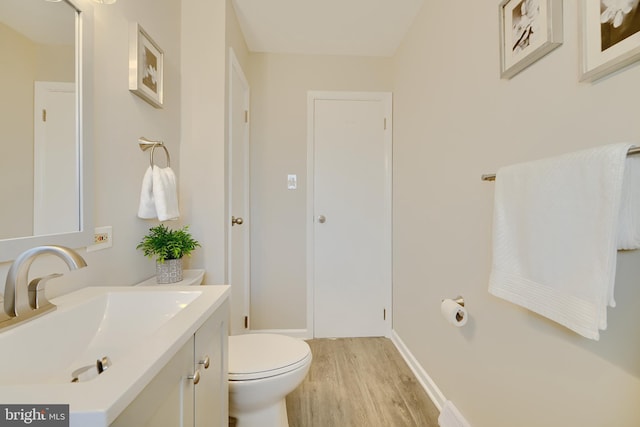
111;336;195;427
194;300;229;427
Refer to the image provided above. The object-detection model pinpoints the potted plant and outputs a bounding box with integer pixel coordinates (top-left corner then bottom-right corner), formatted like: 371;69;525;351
137;224;200;284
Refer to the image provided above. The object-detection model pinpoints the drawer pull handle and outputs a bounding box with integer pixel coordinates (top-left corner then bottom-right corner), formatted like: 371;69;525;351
199;356;210;369
189;370;201;385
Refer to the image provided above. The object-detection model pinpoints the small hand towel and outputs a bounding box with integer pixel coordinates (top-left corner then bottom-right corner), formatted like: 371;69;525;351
152;166;180;221
488;143;635;340
137;166;156;219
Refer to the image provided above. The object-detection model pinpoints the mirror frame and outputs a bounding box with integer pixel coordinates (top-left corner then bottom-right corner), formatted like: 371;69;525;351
0;0;93;262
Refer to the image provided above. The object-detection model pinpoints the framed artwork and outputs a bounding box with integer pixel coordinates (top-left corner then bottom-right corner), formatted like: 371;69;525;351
580;1;640;81
129;23;164;108
499;0;563;79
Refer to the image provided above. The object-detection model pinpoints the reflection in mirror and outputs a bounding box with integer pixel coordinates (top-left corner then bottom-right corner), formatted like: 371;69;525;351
0;0;78;240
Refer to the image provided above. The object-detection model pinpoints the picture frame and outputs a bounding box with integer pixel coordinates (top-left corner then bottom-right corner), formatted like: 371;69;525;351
580;1;640;81
129;23;164;108
499;0;563;79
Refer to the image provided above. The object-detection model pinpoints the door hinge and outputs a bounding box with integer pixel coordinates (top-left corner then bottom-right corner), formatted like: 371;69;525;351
244;110;249;123
42;109;47;122
383;309;386;320
244;316;249;329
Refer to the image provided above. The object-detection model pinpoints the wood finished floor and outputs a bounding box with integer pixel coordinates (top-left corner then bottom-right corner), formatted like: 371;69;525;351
286;337;440;427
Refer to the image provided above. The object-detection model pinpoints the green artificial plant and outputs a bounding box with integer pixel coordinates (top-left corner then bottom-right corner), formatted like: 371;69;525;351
137;224;200;263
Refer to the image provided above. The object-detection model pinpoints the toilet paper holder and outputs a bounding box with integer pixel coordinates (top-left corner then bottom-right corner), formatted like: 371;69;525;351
442;296;465;307
441;296;467;325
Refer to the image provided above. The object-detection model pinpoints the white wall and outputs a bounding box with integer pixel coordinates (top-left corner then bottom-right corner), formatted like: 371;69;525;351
0;23;36;239
247;53;393;329
226;0;250;73
240;1;640;424
2;1;638;424
80;0;183;289
392;1;640;426
180;0;228;285
179;0;249;287
0;22;76;240
0;0;240;300
0;0;185;297
35;44;75;82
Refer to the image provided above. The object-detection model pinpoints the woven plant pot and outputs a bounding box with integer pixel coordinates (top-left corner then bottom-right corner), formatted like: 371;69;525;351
156;258;183;284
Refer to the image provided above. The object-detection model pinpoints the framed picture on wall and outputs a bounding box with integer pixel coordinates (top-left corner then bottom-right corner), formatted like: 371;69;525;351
499;0;563;79
129;23;164;108
580;1;640;81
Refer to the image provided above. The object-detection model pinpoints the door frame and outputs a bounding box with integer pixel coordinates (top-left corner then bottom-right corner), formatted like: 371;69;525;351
227;47;251;334
306;91;393;338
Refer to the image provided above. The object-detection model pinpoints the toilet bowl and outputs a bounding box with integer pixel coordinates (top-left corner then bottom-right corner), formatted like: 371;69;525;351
135;273;310;426
228;334;312;427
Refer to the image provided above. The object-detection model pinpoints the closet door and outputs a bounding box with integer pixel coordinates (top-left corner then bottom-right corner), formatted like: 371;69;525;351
308;91;392;338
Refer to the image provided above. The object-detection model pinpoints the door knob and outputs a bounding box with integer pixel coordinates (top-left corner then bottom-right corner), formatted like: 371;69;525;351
317;215;326;224
232;216;244;226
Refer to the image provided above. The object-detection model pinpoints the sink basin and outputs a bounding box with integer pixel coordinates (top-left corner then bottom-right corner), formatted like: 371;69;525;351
0;285;230;426
0;290;200;385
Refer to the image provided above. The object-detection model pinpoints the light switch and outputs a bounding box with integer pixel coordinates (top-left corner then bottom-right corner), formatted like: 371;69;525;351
287;174;297;190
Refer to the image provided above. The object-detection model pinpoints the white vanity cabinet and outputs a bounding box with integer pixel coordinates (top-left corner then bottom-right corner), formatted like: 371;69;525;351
195;301;229;426
110;336;196;427
111;300;229;427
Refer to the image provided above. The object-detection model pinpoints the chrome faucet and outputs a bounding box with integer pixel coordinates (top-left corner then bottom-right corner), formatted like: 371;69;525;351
0;245;87;330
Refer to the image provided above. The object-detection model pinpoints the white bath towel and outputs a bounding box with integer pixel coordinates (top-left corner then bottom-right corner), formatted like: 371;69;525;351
617;154;640;250
152;166;180;221
488;143;637;340
137;166;156;219
438;400;471;427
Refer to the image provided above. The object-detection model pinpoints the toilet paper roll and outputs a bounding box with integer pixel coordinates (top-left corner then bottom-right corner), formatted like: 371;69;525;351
441;299;468;327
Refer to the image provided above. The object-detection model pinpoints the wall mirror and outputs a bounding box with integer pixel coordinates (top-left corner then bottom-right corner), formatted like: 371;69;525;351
0;0;93;262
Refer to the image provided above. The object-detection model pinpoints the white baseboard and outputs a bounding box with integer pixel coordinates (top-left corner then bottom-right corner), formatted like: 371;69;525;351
246;329;310;339
439;400;472;427
390;330;446;411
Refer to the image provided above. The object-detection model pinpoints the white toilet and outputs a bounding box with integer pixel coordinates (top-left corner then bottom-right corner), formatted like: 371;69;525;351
136;271;311;426
228;333;312;427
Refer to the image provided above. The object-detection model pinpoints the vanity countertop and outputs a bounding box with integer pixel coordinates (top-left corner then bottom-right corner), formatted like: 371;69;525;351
135;268;205;287
0;284;229;426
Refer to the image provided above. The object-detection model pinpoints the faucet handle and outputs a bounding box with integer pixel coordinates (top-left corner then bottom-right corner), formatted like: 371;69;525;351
28;273;62;310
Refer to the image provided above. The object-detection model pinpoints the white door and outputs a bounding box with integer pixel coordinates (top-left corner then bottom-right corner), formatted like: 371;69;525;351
308;91;392;338
33;82;78;236
228;49;251;335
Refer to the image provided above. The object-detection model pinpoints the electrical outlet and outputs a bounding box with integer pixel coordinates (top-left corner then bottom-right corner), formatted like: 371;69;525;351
87;226;112;252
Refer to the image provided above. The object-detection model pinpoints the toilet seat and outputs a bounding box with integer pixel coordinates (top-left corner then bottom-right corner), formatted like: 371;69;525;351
229;334;311;381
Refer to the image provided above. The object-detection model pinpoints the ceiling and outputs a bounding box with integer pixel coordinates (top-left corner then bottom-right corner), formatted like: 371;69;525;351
231;0;424;57
0;0;74;45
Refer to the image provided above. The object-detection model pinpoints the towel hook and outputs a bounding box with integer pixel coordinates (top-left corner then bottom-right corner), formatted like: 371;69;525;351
138;137;171;168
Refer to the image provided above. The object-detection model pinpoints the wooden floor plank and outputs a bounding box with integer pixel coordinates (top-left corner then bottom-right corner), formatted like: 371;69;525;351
286;337;440;427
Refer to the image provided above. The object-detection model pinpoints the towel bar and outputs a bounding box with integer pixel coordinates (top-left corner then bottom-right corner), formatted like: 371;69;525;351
138;137;171;167
481;146;640;181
